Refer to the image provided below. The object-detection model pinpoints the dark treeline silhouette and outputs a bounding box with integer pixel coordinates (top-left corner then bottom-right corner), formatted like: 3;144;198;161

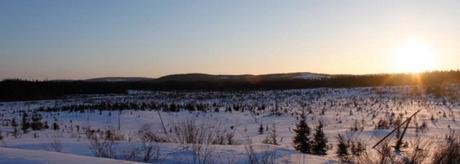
1;70;459;101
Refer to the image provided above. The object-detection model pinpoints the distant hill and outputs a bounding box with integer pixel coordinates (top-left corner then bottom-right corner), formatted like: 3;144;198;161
92;72;332;83
2;71;460;101
85;77;155;82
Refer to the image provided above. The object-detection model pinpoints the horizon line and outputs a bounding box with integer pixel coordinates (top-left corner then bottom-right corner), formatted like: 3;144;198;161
2;69;459;81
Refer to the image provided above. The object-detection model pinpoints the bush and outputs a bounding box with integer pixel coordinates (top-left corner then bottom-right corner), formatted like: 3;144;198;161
262;124;279;145
171;119;235;145
432;131;460;164
244;144;277;164
46;133;63;152
170;119;239;163
86;129;116;158
356;141;395;164
138;124;168;143
375;118;390;129
401;139;430;164
124;124;166;162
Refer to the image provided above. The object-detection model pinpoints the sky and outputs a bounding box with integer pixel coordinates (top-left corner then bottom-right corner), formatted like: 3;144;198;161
1;0;459;80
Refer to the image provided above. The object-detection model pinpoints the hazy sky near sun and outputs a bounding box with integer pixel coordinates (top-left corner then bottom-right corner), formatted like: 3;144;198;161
1;0;459;80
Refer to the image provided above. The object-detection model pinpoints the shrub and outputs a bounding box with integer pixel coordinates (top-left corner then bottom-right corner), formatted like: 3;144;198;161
432;131;460;164
171;119;235;145
86;129;116;158
262;124;279;145
244;144;277;164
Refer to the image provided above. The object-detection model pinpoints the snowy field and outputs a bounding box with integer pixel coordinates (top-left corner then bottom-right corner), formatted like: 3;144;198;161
0;86;459;163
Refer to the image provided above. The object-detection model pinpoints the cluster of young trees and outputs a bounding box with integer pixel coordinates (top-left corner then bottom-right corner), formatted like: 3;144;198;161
335;133;366;162
293;113;328;155
9;111;58;137
38;102;268;114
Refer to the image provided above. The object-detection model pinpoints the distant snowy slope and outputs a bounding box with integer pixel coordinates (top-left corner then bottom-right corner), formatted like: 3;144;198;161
0;147;139;164
82;72;331;83
85;77;154;82
157;72;331;82
294;72;330;80
258;72;330;80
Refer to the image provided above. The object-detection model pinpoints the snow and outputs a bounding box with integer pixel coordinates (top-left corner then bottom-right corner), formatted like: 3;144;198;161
0;86;458;163
294;73;329;80
0;147;138;164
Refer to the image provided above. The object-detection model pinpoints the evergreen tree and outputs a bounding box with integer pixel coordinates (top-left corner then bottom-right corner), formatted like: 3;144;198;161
11;118;17;127
270;124;278;145
350;140;365;156
31;112;43;130
312;121;328;155
293;113;311;153
53;122;60;131
258;124;264;134
21;112;30;133
336;134;349;160
11;118;18;137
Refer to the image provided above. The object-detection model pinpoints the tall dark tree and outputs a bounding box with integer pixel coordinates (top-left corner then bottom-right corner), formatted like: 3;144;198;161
21;112;30;133
293;113;311;153
312;121;328;155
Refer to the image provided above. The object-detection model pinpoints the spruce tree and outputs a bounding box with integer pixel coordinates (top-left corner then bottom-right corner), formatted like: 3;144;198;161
293;113;311;153
31;112;43;131
11;118;18;137
312;121;328;155
336;133;349;160
21;112;30;133
53;122;60;131
258;124;264;134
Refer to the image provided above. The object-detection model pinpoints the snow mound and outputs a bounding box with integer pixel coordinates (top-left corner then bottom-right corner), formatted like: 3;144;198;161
0;147;139;164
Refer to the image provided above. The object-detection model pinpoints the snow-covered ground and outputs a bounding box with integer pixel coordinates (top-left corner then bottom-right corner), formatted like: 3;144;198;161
0;86;458;163
0;147;138;164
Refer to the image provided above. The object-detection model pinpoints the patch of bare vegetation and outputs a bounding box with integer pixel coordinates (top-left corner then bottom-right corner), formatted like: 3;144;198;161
432;130;460;164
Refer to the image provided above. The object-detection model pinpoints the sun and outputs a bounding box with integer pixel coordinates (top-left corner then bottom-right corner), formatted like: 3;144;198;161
393;40;436;73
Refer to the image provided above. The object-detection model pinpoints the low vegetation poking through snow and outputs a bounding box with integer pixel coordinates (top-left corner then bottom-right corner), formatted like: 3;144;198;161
0;86;459;163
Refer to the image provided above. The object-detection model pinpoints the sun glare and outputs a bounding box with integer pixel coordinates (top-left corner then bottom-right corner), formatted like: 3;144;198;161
393;40;436;73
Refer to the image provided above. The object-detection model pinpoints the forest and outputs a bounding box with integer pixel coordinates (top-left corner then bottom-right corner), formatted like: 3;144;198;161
1;71;459;101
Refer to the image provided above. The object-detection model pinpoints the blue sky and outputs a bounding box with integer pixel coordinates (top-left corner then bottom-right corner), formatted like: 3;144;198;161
1;0;459;80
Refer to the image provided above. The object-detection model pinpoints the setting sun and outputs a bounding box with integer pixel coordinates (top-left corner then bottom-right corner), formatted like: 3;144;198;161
393;40;436;73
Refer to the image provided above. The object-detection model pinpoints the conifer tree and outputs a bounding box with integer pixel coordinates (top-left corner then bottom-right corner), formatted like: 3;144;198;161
336;133;349;160
258;124;264;134
21;112;30;133
293;113;311;153
11;118;18;137
53;121;60;131
312;121;328;155
31;112;43;130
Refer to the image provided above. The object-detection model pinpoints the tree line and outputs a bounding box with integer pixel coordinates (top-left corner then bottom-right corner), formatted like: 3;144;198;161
1;70;459;101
